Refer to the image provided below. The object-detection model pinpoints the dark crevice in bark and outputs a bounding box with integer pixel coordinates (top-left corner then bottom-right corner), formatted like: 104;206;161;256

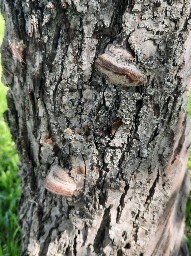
52;143;63;159
153;103;160;118
67;205;75;219
65;245;71;256
98;184;108;208
135;98;144;125
5;1;26;41
5;92;19;144
77;16;84;59
93;206;111;254
116;184;129;223
147;126;159;146
73;232;77;256
145;169;160;209
166;0;173;6
29;168;38;192
111;0;129;27
36;205;45;240
76;17;86;124
128;0;135;12
133;210;140;243
94;0;129;57
82;223;88;246
166;93;180;125
161;95;173;122
171;117;186;165
37;210;51;238
28;90;37;116
124;242;131;249
46;25;62;71
52;73;64;109
117;249;123;256
82;156;87;190
18;3;28;41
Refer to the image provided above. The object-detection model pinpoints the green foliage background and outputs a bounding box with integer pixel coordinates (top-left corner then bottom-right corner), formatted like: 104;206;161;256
0;13;191;256
0;15;20;256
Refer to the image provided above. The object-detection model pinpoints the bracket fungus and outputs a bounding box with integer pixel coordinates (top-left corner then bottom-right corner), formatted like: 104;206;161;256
44;165;77;197
95;44;146;86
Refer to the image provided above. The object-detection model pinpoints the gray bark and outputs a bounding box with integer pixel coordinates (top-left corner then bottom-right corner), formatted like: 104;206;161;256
1;0;191;255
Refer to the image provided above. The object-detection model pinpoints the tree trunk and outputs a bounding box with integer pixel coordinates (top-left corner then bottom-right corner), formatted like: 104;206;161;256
1;1;191;255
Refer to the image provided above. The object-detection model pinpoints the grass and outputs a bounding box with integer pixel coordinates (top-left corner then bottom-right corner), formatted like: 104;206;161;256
0;14;21;255
0;11;191;256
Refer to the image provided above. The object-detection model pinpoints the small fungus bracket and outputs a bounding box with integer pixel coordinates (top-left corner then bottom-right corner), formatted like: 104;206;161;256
44;165;77;197
95;44;147;86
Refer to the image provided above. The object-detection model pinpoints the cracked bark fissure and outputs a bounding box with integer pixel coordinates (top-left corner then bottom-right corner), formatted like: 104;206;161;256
1;0;191;255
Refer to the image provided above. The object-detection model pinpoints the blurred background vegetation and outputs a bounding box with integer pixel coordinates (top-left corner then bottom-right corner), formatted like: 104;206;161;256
0;14;20;256
0;13;191;256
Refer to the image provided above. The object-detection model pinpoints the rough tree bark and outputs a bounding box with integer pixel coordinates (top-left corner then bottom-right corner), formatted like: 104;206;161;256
1;0;191;255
